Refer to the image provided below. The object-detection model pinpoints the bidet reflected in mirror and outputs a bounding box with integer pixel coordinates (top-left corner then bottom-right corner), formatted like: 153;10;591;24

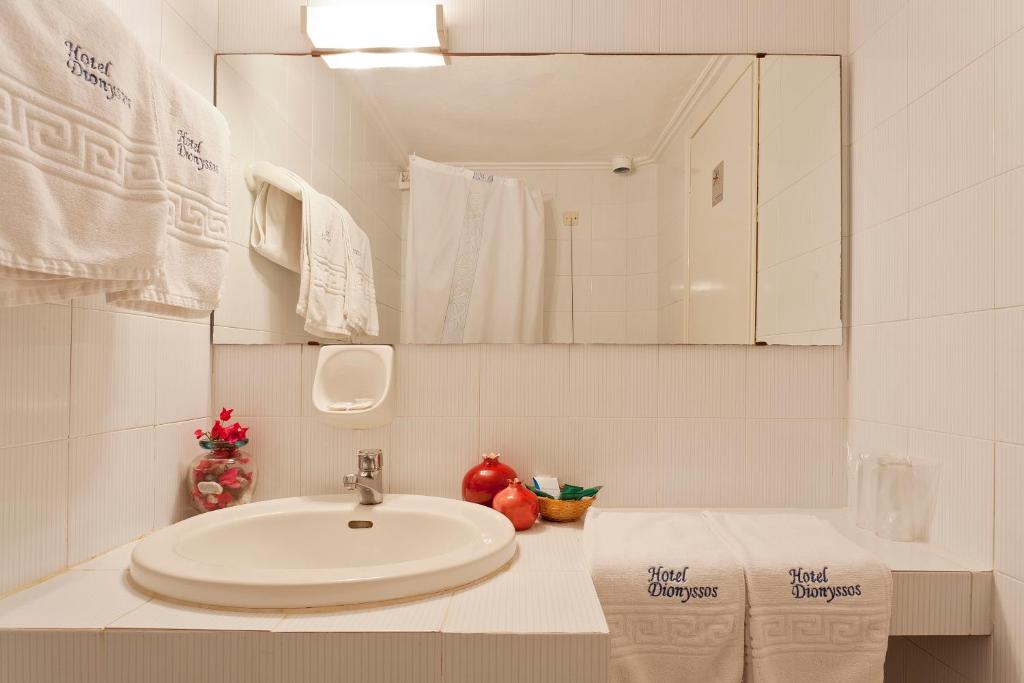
214;53;840;345
129;494;516;608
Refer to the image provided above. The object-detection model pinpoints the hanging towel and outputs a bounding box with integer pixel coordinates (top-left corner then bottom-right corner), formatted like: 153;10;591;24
584;510;746;683
338;219;378;337
107;62;230;317
0;0;168;305
248;163;377;338
402;156;544;343
296;185;378;338
708;513;892;683
250;182;302;273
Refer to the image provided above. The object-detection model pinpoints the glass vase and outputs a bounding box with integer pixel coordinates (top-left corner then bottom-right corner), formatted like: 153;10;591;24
187;439;257;513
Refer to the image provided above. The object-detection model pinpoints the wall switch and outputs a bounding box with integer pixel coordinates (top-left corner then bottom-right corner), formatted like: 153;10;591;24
562;211;579;227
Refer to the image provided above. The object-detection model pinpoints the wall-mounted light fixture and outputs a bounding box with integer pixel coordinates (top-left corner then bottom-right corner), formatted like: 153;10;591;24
304;0;449;69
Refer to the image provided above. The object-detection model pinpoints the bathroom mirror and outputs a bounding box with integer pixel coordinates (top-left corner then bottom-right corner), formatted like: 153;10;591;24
213;53;840;345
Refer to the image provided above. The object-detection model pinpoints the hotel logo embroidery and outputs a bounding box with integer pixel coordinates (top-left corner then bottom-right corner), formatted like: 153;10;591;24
647;565;720;603
176;130;220;174
64;41;133;108
789;566;863;602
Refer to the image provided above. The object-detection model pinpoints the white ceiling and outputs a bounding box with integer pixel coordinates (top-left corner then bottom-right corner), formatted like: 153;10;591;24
350;54;712;163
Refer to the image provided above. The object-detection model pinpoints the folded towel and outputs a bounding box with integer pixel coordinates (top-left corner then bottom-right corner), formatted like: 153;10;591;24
107;62;230;317
708;513;891;683
250;182;302;273
0;0;168;305
584;510;746;683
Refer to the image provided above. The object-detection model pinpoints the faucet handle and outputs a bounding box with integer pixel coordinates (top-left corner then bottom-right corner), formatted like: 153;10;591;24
343;473;357;490
357;448;382;473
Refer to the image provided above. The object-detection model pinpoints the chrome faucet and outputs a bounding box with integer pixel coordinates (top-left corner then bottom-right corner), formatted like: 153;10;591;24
343;449;384;505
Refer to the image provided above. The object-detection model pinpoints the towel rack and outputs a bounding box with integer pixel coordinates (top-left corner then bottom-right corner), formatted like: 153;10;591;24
244;160;304;200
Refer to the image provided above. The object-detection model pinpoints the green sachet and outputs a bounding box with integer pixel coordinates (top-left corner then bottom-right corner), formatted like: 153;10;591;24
558;484;603;500
526;481;604;500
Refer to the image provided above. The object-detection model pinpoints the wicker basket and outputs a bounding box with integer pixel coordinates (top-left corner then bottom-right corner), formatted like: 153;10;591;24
537;495;595;523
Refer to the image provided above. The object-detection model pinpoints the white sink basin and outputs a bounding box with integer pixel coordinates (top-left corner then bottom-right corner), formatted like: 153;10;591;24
129;494;517;608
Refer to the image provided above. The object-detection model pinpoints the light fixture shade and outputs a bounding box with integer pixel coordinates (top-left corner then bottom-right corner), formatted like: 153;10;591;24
320;51;447;69
306;0;442;50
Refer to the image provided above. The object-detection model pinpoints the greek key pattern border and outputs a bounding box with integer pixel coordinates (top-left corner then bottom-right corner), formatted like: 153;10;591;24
167;181;228;251
605;606;740;657
0;71;163;198
749;608;890;658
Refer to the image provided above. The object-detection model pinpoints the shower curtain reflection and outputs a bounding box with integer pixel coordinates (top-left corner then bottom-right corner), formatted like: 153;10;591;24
402;157;545;344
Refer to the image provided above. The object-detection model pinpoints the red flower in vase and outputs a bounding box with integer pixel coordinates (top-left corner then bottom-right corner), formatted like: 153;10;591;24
210;421;226;440
224;423;248;443
194;408;250;445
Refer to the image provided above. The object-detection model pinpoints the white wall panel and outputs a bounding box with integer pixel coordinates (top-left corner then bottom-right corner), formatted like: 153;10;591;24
0;441;68;594
68;429;155;564
0;305;70;449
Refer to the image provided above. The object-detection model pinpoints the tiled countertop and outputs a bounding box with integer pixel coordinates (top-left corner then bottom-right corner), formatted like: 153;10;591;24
0;521;607;683
0;509;993;683
0;521;603;633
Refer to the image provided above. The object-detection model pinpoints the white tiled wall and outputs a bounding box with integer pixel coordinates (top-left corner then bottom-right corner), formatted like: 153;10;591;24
214;343;846;509
0;0;218;596
847;0;1023;679
213;55;404;344
567;166;659;344
218;0;848;55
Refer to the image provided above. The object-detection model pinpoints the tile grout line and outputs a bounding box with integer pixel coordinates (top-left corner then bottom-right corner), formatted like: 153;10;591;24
64;306;75;577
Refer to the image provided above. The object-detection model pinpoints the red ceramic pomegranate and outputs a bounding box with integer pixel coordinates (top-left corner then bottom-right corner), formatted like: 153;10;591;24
491;478;539;531
462;453;517;506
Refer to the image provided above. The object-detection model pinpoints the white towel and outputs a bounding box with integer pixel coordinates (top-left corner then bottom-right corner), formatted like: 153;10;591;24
584;510;746;683
0;0;168;305
708;513;892;683
296;186;378;338
250;182;302;272
107;63;230;317
338;219;378;337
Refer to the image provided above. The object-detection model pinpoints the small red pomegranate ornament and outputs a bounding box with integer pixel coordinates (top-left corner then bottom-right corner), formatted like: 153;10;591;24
462;453;518;506
492;478;539;531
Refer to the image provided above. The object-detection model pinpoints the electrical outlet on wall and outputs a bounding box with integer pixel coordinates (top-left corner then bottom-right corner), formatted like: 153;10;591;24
562;211;579;227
